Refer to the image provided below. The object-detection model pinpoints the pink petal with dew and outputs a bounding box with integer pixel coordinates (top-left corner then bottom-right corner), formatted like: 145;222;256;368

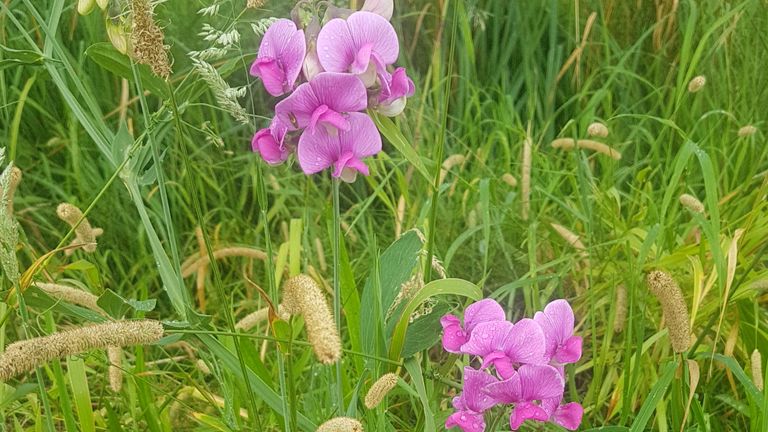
480;351;515;379
317;18;357;72
296;112;380;176
362;0;394;20
463;299;506;334
503;318;547;364
445;411;485;432
352;43;374;74
252;128;288;165
460;320;514;358
553;402;584;430
347;12;399;66
485;372;522;404
251;58;287;97
534;299;575;360
309;72;368;112
461;367;498;413
516;364;565;401
509;402;549;430
253;19;306;96
308;105;350;133
440;315;467;353
555;335;583;364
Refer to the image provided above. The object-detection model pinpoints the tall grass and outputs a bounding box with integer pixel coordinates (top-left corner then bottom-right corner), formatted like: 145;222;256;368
1;0;767;430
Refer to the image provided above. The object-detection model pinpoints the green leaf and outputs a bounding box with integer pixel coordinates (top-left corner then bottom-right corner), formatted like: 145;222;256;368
271;319;292;354
96;289;156;318
401;303;449;358
630;359;678;431
371;113;431;182
85;42;169;98
389;278;482;360
702;353;764;407
0;45;45;70
404;357;436;432
67;356;95;432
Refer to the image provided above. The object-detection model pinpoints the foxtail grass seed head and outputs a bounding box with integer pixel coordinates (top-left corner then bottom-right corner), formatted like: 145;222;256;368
439;154;466;185
130;0;172;79
646;271;691;353
364;373;399;409
0;320;164;380
108;346;123;392
551;138;622;160
613;284;627;333
35;282;105;315
687;75;706;93
247;0;265;8
587;122;609;138
501;173;517;187
751;349;763;391
679;194;705;214
234;306;270;330
738;125;757;137
551;223;586;252
5;167;21;216
282;275;341;364
56;203;103;255
0;160;21;284
316;417;364;432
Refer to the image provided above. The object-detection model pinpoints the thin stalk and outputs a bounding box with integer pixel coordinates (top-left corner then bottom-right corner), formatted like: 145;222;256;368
331;178;344;410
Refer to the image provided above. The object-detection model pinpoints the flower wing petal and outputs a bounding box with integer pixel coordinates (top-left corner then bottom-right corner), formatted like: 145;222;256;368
463;298;506;334
297;127;338;175
460;320;514;357
517;364;565;401
346;12;399;66
317;18;357;72
309;72;368;112
503;318;547;364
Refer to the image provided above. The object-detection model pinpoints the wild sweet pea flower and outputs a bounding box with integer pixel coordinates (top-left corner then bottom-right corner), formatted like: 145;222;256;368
297;112;381;182
317;12;399;86
251;117;290;165
533;299;583;364
440;299;505;354
445;367;498;432
460;319;547;379
376;67;415;116
541;395;585;431
275;72;367;134
250;19;306;97
485;364;566;430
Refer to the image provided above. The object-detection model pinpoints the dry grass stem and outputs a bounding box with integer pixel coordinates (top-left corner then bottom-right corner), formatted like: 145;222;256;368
395;194;406;238
551;138;622;160
0;320;164;380
551;223;587;254
317;417;364;432
181;247;268;277
587;122;609;138
282;275;341;364
647;271;691;353
35;282;105;315
679;194;705;213
1;167;21;216
364;373;399;409
56;203;103;255
314;237;328;272
521;135;532;220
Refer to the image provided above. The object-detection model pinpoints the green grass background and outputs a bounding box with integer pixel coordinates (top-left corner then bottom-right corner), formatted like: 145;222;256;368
1;0;767;430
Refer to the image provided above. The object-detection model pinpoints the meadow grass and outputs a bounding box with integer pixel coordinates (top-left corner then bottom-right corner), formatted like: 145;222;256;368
0;0;767;430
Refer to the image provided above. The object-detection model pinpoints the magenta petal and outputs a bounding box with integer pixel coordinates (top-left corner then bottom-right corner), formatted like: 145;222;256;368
361;0;394;20
553;402;584;430
555;335;583;364
445;411;485;432
516;364;565;401
347;12;399;67
534;299;576;360
463;299;506;334
275;82;317;129
485;373;521;404
275;72;367;131
461;367;498;413
252;129;287;165
352;43;374;74
509;402;549;430
254;19;306;96
252;58;286;97
316;18;356;73
297;112;380;176
504;318;547;364
309;72;368;112
460;320;514;357
441;315;467;353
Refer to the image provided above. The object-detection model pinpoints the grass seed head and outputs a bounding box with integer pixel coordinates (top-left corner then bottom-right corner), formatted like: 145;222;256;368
687;75;706;93
501;173;517;187
283;275;341;364
0;320;164;380
316;417;364;432
364;373;399;409
738;125;757;137
613;284;627;333
247;0;265;8
108;346;123;392
647;271;691;353
752;349;763;391
551;138;622;160
587;122;609;138
234;306;270;330
56;203;103;254
35;282;105;315
679;194;705;214
130;0;172;79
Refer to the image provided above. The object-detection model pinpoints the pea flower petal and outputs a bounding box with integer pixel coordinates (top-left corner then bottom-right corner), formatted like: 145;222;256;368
317;12;399;77
250;19;306;97
533;299;583;364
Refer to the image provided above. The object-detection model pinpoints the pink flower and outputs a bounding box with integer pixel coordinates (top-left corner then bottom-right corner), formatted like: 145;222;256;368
376;67;415;116
296;112;381;181
275;72;367;134
252;117;290;165
440;299;505;354
445;367;497;432
533;299;583;364
485;365;566;430
460;319;548;379
317;12;399;85
541;397;584;431
250;19;306;97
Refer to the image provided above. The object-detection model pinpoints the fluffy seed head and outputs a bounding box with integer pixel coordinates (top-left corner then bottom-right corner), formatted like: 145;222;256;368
0;320;164;380
501;173;517;187
235;306;270;330
613;284;627;333
282;275;341;364
247;0;265;8
587;122;609;138
108;346;123;392
551;223;586;252
679;194;705;214
316;417;364;432
439;154;466;185
738;125;757;137
551;138;622;160
647;271;691;353
1;166;21;216
752;349;763;391
687;75;706;93
130;0;172;79
364;373;399;409
56;203;103;254
35;282;105;315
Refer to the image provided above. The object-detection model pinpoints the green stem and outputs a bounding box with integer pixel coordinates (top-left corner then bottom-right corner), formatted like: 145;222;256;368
332;178;344;411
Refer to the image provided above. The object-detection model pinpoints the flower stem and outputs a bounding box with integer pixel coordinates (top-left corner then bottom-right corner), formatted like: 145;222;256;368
331;177;344;411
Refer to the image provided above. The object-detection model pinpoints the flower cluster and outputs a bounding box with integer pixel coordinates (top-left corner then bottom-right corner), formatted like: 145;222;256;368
250;0;414;183
441;299;584;431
